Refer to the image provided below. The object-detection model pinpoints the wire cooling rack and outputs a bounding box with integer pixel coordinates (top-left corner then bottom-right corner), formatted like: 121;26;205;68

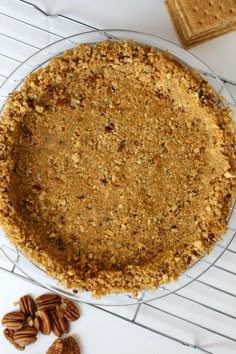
0;1;236;353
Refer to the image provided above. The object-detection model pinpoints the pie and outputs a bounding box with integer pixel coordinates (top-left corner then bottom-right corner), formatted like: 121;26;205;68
0;40;235;297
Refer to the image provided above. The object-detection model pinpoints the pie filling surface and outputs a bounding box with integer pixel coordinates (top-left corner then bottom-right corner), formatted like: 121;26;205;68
0;40;235;296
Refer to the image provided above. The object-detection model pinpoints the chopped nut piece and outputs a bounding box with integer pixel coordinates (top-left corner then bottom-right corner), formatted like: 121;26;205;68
34;105;44;113
72;154;80;163
105;122;115;133
88;252;94;259
224;171;234;179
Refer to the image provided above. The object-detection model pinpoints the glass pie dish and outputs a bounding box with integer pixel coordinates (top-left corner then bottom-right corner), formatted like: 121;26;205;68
0;30;235;306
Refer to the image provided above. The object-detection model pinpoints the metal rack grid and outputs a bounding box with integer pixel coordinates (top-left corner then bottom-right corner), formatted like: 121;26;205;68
0;1;236;353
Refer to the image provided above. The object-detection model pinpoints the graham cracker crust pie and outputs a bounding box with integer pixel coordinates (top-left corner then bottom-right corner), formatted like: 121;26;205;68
0;40;235;297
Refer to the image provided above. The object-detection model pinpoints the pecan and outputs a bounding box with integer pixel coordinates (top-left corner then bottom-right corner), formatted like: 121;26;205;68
25;315;34;327
1;311;25;330
117;139;126;152
87;74;98;83
51;313;62;337
36;293;61;311
61;298;80;321
33;316;41;331
57;98;67;107
105;122;115;133
46;338;64;354
19;295;36;317
56;304;65;319
3;328;15;345
37;310;51;335
3;328;25;351
60;317;69;334
50;310;69;337
13;327;37;346
64;336;80;354
34;105;44;113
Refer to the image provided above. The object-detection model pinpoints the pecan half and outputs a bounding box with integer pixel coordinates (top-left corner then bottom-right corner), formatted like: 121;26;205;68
64;336;80;354
19;295;36;317
1;311;25;330
61;298;80;321
46;338;65;354
37;310;51;335
3;328;25;351
50;311;69;337
36;293;61;311
13;326;37;346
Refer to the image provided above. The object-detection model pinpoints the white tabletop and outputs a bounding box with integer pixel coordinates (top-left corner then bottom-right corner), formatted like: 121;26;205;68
0;1;236;354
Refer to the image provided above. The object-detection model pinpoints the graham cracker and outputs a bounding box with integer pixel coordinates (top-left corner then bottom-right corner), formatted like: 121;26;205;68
166;0;236;47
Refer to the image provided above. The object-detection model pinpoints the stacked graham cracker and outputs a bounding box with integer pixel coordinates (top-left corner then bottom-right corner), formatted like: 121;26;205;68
166;0;236;47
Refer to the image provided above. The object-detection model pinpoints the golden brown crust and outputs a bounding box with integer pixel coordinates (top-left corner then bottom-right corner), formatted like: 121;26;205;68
0;40;235;296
